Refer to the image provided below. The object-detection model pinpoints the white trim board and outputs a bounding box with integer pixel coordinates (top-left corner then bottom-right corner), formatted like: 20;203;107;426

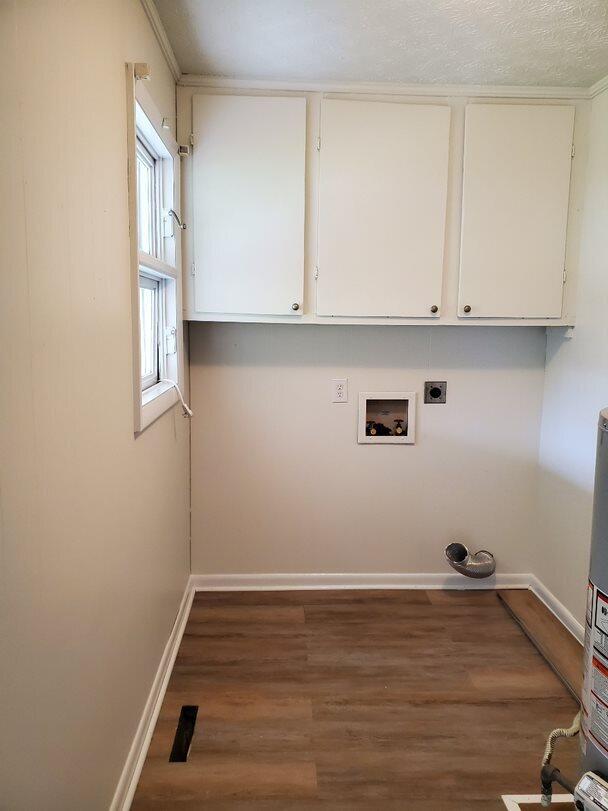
178;74;591;99
139;0;182;82
110;579;194;811
589;73;608;98
190;572;531;591
530;574;585;645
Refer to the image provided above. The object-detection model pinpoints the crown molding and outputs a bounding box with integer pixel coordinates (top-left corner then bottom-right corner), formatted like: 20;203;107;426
178;74;591;100
589;72;608;98
140;0;181;82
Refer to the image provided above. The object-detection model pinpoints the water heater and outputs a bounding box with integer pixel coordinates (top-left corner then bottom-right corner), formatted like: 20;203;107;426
581;408;608;780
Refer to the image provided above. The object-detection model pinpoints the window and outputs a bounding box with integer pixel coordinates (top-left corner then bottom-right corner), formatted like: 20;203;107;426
127;65;183;433
135;102;178;405
135;129;165;394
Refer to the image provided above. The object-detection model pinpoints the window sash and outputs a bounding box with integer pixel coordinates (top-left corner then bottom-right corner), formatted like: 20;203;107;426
139;272;160;391
136;135;163;260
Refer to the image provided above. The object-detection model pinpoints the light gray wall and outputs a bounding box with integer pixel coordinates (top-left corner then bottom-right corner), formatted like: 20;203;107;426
534;88;608;624
190;323;546;576
0;2;189;808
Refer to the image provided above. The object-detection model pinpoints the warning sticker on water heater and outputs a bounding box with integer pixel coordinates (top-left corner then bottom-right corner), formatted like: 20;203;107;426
594;588;608;659
590;687;608;755
592;656;608;703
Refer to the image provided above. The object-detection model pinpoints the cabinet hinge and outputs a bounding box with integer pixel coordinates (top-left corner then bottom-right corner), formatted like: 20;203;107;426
189;132;194;146
314;266;319;280
190;262;196;277
563;268;567;284
316;136;321;151
571;143;575;158
178;144;191;157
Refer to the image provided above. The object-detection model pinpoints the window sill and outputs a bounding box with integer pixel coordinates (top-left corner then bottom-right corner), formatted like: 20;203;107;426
139;380;178;433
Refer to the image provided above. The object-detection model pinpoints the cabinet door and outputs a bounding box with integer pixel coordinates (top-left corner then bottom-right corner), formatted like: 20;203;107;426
459;104;574;319
192;94;306;316
317;99;450;318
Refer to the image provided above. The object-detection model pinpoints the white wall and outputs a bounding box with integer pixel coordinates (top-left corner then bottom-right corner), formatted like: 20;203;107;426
190;323;546;576
533;88;608;624
0;3;189;809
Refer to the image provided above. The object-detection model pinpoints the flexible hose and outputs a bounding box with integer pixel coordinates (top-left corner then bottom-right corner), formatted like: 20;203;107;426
541;711;580;767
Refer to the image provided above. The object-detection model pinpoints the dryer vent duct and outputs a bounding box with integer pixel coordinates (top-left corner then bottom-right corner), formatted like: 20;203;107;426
445;543;495;579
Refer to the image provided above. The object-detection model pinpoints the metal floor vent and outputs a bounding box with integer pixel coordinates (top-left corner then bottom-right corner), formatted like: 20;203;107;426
169;705;198;762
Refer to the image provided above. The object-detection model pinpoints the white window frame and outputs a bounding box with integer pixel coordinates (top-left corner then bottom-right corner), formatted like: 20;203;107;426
126;63;184;434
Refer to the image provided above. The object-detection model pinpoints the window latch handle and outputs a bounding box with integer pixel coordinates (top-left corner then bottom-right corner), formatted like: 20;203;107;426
167;209;187;230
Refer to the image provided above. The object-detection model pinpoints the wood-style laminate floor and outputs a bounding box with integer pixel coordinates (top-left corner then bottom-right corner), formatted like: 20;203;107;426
132;590;581;810
497;589;583;700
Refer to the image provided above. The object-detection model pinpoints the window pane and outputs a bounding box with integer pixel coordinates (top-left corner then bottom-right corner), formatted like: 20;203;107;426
139;275;158;389
137;159;151;253
136;139;157;255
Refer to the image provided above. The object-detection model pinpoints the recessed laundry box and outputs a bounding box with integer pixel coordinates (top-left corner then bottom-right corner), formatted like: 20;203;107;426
358;392;417;444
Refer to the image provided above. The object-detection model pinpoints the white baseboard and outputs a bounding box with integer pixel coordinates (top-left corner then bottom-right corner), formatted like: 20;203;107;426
110;577;195;811
190;571;531;591
529;574;585;644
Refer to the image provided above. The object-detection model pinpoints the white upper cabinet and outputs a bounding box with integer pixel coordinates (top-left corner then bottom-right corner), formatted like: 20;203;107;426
192;94;306;316
458;104;575;319
317;99;450;317
317;99;451;317
184;89;581;326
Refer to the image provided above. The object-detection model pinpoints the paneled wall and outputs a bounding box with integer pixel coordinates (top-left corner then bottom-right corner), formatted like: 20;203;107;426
190;323;546;577
0;3;189;808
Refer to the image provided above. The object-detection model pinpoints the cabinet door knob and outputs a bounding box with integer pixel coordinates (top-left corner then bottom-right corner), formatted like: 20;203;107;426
430;305;438;314
463;305;472;313
292;302;300;311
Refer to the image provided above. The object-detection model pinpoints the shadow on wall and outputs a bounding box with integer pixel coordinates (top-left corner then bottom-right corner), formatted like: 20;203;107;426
535;464;593;622
191;323;547;370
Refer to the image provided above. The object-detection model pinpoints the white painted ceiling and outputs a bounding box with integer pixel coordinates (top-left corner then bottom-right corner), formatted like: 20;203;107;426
153;0;608;87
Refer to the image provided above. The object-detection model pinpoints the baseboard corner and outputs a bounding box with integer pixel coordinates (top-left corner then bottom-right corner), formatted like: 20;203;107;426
528;574;585;645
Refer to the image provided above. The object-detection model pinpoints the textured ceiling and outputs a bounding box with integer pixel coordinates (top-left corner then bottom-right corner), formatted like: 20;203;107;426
154;0;608;87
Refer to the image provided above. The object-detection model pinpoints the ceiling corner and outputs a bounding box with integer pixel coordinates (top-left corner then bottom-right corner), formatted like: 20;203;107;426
140;0;182;83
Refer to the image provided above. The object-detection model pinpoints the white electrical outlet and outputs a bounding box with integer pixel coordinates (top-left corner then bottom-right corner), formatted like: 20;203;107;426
332;379;348;403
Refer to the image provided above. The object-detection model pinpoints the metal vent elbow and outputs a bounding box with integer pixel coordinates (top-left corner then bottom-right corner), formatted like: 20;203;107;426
445;542;495;579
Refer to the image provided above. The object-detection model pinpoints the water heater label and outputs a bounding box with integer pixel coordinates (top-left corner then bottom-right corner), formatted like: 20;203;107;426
584;624;593;723
592;657;608;704
594;588;608;659
590;689;608;755
575;771;608;811
584;583;598;726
